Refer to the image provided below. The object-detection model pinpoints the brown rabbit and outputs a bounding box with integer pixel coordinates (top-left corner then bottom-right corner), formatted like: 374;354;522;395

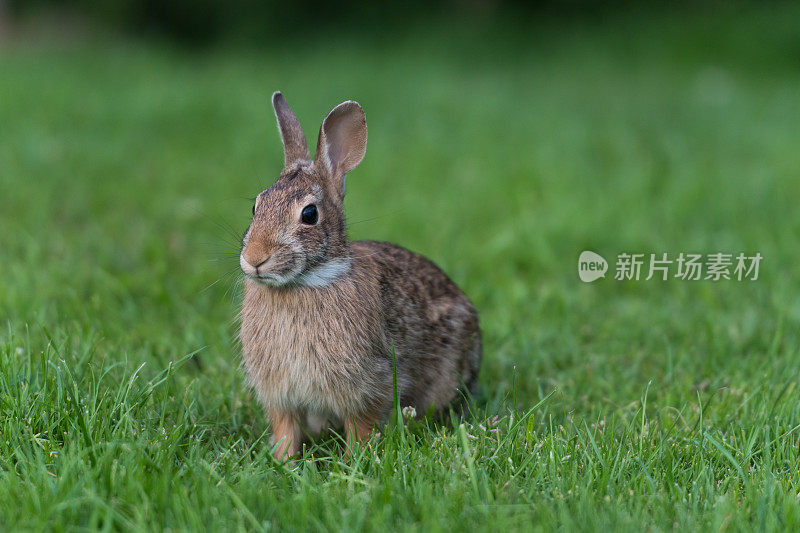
238;92;481;459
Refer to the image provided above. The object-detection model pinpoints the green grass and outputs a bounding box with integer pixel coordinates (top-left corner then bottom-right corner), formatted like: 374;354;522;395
2;4;800;530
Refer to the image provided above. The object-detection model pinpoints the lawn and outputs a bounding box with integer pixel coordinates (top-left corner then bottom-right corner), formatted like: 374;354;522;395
1;3;800;530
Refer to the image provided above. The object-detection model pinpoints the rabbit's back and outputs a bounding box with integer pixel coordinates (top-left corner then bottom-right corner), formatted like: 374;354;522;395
351;240;481;413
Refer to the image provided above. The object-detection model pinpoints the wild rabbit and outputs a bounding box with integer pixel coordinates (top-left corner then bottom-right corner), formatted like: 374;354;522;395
238;92;481;459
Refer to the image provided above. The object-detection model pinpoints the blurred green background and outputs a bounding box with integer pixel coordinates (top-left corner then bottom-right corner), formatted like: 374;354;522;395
1;1;799;530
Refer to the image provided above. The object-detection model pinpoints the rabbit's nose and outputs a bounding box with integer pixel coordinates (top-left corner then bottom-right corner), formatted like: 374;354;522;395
242;241;274;272
254;256;271;274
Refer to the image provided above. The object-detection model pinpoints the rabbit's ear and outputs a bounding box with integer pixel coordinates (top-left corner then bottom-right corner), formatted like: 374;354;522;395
272;92;309;166
314;101;367;197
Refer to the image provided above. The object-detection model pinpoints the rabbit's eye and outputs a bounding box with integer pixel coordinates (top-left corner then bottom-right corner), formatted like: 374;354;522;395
252;204;256;215
301;204;318;225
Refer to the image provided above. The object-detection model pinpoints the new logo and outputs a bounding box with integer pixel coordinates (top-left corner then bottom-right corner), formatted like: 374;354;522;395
578;251;608;282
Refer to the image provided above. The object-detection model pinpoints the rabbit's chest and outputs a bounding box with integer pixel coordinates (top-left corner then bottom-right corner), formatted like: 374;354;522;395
239;293;382;414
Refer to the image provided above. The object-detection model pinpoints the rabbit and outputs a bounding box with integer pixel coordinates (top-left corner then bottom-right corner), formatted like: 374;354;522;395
238;92;481;459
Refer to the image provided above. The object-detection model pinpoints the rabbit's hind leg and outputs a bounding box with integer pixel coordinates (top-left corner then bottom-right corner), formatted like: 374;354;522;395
343;415;377;457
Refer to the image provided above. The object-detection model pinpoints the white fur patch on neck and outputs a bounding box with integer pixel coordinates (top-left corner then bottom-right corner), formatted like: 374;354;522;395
296;258;351;287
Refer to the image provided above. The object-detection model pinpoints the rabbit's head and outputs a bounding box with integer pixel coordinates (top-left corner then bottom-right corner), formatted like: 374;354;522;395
240;92;367;287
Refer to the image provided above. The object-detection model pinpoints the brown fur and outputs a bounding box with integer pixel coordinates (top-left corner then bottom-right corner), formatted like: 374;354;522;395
238;93;481;459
